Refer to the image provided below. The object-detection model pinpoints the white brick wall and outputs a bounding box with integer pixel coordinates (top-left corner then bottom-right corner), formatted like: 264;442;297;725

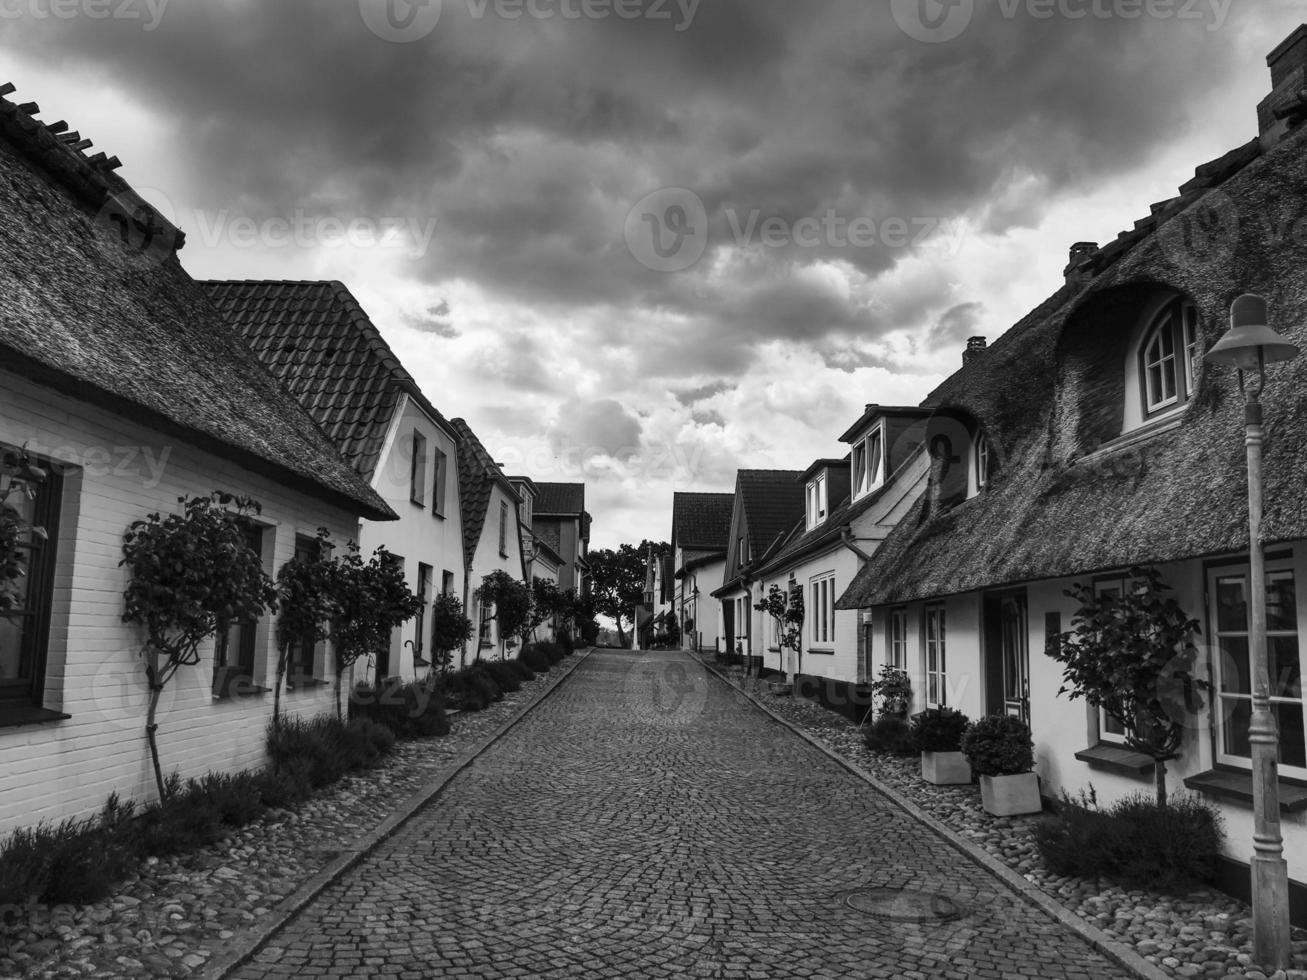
0;370;364;834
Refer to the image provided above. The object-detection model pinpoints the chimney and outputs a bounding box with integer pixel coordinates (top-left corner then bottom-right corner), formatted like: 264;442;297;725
962;336;987;366
1258;24;1307;149
1064;241;1099;286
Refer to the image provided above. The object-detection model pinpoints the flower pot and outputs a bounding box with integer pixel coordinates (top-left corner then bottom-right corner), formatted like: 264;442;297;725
979;772;1042;816
921;750;972;785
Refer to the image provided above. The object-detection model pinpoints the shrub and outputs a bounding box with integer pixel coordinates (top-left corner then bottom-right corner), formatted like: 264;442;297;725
349;716;397;757
869;665;912;718
540;641;565;665
265;715;391;786
480;659;523;693
961;715;1034;776
350;678;449;739
506;659;535;682
138;785;225;857
0;824;49;904
910;707;970;752
1035;789;1223;891
519;644;552;673
0;796;140;907
441;666;501;712
558;630;575;656
256;760;315;810
192;771;267;827
863;715;917;757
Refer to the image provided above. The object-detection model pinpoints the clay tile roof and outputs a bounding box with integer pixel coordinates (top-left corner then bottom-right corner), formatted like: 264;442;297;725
738;470;806;559
0;87;392;521
202;280;456;480
450;418;519;570
671;492;734;551
534;482;585;516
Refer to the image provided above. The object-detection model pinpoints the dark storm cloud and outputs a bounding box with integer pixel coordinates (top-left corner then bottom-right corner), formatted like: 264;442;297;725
12;0;1248;355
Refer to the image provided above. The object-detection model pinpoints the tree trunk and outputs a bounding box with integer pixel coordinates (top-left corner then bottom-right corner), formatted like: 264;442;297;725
615;617;627;649
334;667;343;720
273;643;287;733
1154;758;1168;807
144;653;166;801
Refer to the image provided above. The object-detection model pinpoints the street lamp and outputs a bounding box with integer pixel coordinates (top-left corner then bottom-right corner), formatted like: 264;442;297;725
1204;293;1300;970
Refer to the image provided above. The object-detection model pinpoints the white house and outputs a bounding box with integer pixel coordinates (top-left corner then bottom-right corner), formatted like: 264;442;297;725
670;491;733;653
205;280;467;682
0;90;394;833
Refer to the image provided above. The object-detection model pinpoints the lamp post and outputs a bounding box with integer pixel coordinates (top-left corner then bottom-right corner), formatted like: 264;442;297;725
1204;293;1300;970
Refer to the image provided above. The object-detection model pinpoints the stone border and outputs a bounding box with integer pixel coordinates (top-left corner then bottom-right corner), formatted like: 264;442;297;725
200;649;594;980
696;657;1171;980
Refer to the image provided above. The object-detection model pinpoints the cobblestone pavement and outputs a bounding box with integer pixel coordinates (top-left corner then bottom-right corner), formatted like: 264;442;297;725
232;651;1134;979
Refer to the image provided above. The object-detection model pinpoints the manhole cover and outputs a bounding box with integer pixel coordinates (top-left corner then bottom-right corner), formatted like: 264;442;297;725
844;888;966;922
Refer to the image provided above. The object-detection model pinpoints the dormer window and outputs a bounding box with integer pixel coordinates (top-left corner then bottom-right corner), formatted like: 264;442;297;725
1138;298;1200;419
850;424;885;500
805;472;828;528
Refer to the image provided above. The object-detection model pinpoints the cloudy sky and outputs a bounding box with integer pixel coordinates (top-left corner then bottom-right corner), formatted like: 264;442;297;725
3;0;1304;548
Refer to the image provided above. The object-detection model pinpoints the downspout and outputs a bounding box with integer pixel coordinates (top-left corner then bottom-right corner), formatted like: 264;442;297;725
841;528;873;564
461;561;472;670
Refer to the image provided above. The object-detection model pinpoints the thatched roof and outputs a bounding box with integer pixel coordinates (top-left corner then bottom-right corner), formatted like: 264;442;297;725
838;121;1307;609
0;88;393;521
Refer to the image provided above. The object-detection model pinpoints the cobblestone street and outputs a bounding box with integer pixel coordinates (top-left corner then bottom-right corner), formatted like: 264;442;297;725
233;651;1133;979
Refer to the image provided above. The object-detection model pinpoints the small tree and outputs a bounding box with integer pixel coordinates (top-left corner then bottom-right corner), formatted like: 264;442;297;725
327;544;423;718
430;592;474;676
1048;565;1207;806
273;528;338;731
664;609;681;648
121;493;277;799
869;664;912;719
474;570;532;659
528;578;569;644
0;447;48;619
755;584;804;679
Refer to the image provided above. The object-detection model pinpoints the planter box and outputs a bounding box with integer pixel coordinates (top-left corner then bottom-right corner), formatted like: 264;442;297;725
979;772;1042;816
921;750;972;785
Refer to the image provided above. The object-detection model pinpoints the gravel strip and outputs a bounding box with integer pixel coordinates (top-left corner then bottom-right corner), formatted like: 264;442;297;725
706;661;1307;980
1;661;578;980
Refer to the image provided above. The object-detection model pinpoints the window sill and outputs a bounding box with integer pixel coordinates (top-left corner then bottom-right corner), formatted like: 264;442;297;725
767;646;780;653
432;511;445;521
1184;769;1307;813
1074;743;1154;777
286;678;327;691
808;648;835;656
1082;412;1185;462
0;705;71;729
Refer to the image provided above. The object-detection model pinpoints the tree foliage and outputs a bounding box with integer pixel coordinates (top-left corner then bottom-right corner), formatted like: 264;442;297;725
430;592;474;674
0;447;48;620
474;570;532;658
755;583;804;674
327;543;423;717
588;540;670;646
272;528;338;729
121;492;277;798
1048;565;1206;805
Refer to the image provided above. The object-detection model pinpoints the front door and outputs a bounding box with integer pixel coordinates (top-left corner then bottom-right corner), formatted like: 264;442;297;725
984;590;1030;724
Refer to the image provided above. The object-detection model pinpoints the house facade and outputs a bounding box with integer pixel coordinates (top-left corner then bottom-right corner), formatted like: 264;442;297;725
451;419;528;661
531;483;591;598
204;280;466;681
0;93;393;833
670;492;734;653
838;26;1307;914
711;471;805;668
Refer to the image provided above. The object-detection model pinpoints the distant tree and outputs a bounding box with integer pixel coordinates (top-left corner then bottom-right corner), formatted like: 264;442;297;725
589;540;671;647
1048;566;1207;806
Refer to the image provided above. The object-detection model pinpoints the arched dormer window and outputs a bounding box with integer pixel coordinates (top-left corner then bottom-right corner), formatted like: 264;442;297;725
974;432;990;493
1136;297;1201;422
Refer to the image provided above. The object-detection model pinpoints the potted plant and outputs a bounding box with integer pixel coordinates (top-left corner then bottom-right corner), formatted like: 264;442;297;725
911;707;972;785
961;714;1041;816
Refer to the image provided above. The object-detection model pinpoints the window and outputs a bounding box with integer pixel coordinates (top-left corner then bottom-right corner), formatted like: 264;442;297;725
735;595;749;652
441;569;455;596
810;573;835;647
1092;575;1132;744
1139;298;1201;419
411;430;427;507
287;534;323;687
413;563;432;666
498;501;509;557
887;608;908;670
1210;559;1304;776
377;552;404;677
432;448;447;517
851;425;886;500
0;454;62;718
806;473;828;528
974;433;990;492
214;523;264;697
924;605;947;707
478;600;494;648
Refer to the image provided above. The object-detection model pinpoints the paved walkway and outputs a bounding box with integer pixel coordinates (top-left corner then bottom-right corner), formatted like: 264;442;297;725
232;651;1133;979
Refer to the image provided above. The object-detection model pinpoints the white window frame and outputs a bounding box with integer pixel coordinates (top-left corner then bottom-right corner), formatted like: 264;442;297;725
1209;556;1305;778
1092;573;1134;746
809;572;835;647
974;432;990;493
887;607;908;670
923;605;947;708
1139;298;1199;419
851;423;887;501
806;473;828;529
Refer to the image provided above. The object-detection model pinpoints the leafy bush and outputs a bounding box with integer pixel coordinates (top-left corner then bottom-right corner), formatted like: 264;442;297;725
350;677;449;738
1035;789;1223;891
256;760;315;810
863;715;917;756
138;784;225;857
558;630;575;656
348;717;397;757
870;665;912;718
518;643;553;674
961;715;1034;776
480;659;523;693
265;715;390;787
910;707;970;752
441;665;502;712
192;771;267;827
506;659;535;682
0;796;140;906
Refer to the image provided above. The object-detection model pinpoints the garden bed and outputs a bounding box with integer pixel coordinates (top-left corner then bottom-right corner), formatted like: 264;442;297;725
706;659;1307;980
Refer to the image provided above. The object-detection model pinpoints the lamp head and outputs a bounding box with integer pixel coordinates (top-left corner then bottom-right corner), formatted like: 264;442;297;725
1204;293;1300;371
